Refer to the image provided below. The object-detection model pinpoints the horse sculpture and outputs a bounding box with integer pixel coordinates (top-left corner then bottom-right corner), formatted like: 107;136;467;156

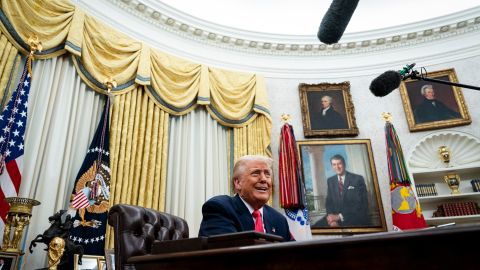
29;210;84;269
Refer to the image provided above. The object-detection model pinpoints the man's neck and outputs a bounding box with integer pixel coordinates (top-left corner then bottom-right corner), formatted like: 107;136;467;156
239;196;264;213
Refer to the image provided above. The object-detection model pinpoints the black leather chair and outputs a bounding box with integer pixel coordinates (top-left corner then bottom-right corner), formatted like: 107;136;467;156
108;204;189;270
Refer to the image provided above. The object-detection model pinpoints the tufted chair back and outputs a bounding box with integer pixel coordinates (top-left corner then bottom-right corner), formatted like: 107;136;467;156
108;204;189;270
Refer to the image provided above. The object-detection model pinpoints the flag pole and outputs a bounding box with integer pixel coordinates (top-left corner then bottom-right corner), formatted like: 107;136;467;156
383;112;427;230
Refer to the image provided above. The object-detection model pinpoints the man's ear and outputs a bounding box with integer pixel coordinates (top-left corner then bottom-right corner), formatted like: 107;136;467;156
233;177;241;190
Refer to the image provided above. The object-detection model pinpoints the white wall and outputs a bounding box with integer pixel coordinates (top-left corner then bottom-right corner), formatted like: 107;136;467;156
267;55;480;232
76;0;480;235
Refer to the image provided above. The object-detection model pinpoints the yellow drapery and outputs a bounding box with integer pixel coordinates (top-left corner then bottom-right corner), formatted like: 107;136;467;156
0;33;20;108
0;0;270;125
233;114;272;159
107;87;169;248
1;0;273;240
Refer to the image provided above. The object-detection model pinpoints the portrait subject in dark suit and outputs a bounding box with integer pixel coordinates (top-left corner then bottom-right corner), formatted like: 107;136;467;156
310;95;347;130
198;155;292;241
316;154;369;227
0;258;12;270
414;84;461;124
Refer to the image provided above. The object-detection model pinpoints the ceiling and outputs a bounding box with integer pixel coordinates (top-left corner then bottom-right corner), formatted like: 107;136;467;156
158;0;480;35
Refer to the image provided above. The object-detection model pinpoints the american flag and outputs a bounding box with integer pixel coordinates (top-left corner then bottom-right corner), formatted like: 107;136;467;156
71;187;90;209
0;60;32;238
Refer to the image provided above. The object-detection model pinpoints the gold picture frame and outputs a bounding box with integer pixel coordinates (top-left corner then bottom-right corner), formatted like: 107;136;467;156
74;254;104;270
297;139;387;234
0;251;20;270
299;82;358;137
104;249;115;270
399;68;471;132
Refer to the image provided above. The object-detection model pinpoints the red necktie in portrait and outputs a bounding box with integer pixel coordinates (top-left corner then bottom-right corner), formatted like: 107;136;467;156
338;176;344;196
252;210;264;233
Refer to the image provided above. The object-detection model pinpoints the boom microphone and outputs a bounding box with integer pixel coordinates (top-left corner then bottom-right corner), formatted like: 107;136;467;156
369;63;416;97
317;0;360;44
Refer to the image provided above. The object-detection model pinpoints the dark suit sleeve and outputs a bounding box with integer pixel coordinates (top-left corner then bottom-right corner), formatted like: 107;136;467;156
325;178;335;214
198;198;239;237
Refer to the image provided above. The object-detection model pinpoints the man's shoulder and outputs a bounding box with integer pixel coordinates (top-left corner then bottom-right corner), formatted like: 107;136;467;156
263;204;285;219
205;195;235;205
346;171;364;180
327;174;338;181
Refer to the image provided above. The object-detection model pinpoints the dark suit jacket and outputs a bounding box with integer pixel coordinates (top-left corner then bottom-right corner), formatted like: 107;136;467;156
325;171;369;227
311;107;347;130
198;195;292;241
414;98;461;123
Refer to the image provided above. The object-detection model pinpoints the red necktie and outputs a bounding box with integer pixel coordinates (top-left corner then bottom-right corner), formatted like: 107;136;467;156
252;210;264;233
338;176;344;196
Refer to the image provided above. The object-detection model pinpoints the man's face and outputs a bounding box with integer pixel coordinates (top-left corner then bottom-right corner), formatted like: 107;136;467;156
424;88;435;100
321;98;331;109
234;160;272;209
331;159;345;175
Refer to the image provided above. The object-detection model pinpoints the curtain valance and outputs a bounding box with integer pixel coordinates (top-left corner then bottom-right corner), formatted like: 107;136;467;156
0;0;271;127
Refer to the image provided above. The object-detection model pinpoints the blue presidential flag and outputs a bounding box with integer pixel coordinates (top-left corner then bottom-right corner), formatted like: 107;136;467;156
69;96;111;255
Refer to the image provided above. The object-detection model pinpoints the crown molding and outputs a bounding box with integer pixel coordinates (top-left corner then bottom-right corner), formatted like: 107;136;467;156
73;0;480;78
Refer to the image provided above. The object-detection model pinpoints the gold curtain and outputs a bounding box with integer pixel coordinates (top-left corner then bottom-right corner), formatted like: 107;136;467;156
0;0;75;58
107;87;169;248
0;34;20;107
233;114;272;159
0;0;270;124
1;0;273;245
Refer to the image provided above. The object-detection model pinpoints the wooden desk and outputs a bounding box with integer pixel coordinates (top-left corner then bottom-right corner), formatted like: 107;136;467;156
130;224;479;269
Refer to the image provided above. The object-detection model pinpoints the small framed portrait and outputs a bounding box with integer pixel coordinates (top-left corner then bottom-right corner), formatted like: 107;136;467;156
104;249;115;270
297;139;387;234
0;252;20;270
299;82;358;137
74;254;104;270
399;68;471;132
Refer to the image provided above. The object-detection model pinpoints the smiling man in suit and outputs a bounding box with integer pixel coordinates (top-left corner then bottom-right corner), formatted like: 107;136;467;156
323;154;369;227
199;155;292;241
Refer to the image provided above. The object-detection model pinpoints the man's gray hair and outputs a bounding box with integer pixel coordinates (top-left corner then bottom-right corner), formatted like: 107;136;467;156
321;95;333;102
421;84;434;96
232;155;273;181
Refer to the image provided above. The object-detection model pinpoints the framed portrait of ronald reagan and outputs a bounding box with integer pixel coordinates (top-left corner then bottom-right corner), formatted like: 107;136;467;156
297;139;387;234
399;68;471;132
299;82;359;138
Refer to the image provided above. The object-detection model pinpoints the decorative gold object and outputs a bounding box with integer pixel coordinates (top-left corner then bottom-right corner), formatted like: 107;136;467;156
438;145;451;164
280;114;291;123
103;77;117;93
27;35;43;53
1;197;40;253
48;237;66;270
444;173;461;194
382;112;393;122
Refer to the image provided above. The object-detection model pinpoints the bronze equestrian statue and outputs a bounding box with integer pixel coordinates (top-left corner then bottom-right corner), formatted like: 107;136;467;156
29;210;84;269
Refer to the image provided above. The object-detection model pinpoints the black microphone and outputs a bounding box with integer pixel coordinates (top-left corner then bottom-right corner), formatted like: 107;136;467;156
369;63;416;97
317;0;360;44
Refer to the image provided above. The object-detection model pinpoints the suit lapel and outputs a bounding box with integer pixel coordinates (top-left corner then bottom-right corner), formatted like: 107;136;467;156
263;206;275;234
342;172;352;199
233;195;255;231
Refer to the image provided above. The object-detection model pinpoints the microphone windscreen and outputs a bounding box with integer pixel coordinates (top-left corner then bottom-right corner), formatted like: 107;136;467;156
318;0;360;44
369;71;401;97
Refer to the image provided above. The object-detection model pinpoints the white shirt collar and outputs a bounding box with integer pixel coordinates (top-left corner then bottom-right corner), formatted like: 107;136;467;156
239;196;264;216
322;106;331;115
